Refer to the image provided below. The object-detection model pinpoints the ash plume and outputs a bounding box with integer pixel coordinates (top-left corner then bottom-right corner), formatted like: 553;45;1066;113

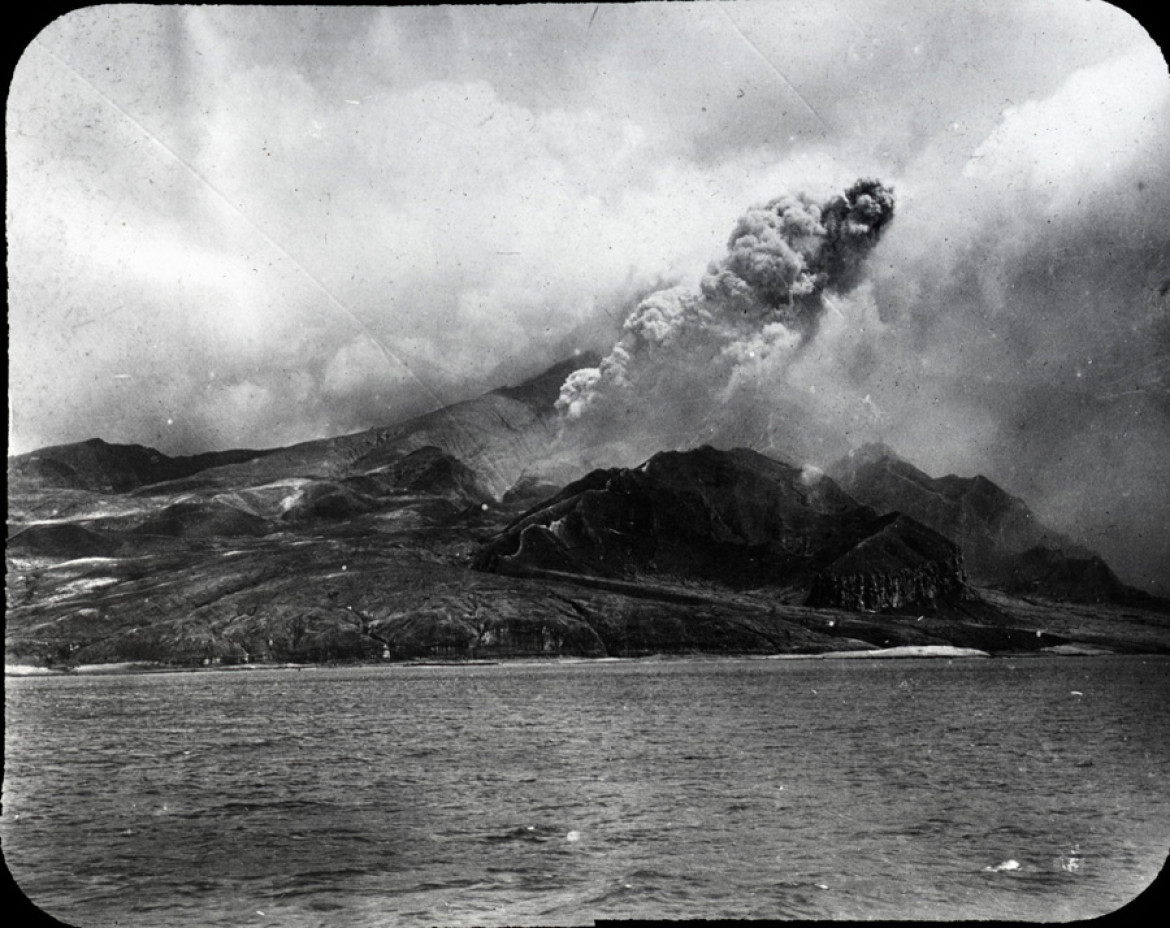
556;179;895;455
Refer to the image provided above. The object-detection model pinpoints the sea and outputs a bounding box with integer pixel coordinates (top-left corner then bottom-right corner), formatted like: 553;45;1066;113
4;655;1169;926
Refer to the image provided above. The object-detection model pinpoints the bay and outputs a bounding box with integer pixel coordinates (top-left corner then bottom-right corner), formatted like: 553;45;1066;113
4;655;1169;925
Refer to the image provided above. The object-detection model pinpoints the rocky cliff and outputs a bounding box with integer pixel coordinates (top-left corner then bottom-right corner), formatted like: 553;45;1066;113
805;513;970;611
475;446;973;613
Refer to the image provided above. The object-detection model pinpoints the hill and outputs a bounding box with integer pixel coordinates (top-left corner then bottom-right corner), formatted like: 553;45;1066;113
7;438;275;494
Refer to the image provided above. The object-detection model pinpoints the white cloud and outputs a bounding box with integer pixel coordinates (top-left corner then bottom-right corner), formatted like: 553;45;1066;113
322;336;403;397
964;43;1170;205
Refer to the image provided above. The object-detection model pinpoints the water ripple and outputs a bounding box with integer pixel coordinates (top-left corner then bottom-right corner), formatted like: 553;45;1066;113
5;655;1169;925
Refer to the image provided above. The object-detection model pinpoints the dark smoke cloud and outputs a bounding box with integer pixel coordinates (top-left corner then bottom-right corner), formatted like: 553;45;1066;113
557;179;895;433
544;34;1170;596
705;179;895;331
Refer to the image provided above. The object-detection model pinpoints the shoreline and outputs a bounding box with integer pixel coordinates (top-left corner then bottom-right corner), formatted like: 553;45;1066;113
4;643;1139;678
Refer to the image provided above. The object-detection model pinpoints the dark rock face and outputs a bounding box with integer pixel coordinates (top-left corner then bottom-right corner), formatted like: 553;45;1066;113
475;446;971;613
378;445;494;502
806;514;969;611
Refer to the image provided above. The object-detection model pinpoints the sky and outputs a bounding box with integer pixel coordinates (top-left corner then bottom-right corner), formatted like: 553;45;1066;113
7;2;1169;592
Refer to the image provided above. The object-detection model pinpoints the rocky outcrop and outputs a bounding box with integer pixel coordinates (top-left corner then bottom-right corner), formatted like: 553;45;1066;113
500;474;564;511
475;446;972;613
376;445;494;502
806;514;969;611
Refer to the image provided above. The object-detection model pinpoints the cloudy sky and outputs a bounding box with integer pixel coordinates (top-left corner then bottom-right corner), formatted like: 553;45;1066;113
8;2;1169;591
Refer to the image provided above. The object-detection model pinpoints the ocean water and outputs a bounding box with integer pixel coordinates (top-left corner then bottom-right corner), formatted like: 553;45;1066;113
4;655;1168;925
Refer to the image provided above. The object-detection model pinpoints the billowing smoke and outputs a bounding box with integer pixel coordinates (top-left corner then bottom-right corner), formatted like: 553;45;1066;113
555;179;894;460
704;178;895;331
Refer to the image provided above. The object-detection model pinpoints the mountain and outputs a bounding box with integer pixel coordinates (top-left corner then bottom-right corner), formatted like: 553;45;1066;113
6;437;275;494
829;443;1079;568
7;354;598;505
828;443;1159;606
997;546;1129;601
474;446;972;613
153;353;602;500
8;362;1170;670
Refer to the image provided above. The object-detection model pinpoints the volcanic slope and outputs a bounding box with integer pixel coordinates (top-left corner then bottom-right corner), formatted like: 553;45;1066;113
7;354;599;510
160;354;601;500
829;443;1164;606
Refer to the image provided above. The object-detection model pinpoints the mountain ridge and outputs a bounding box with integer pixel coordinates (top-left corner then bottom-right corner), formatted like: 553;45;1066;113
7;358;1168;670
827;442;1157;606
474;445;974;614
6;353;603;501
7;437;276;495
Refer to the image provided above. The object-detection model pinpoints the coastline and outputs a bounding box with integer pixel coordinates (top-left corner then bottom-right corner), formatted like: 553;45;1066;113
4;642;1141;678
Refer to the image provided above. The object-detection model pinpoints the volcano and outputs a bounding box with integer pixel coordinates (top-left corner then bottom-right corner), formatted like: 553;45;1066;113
7;358;1169;669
